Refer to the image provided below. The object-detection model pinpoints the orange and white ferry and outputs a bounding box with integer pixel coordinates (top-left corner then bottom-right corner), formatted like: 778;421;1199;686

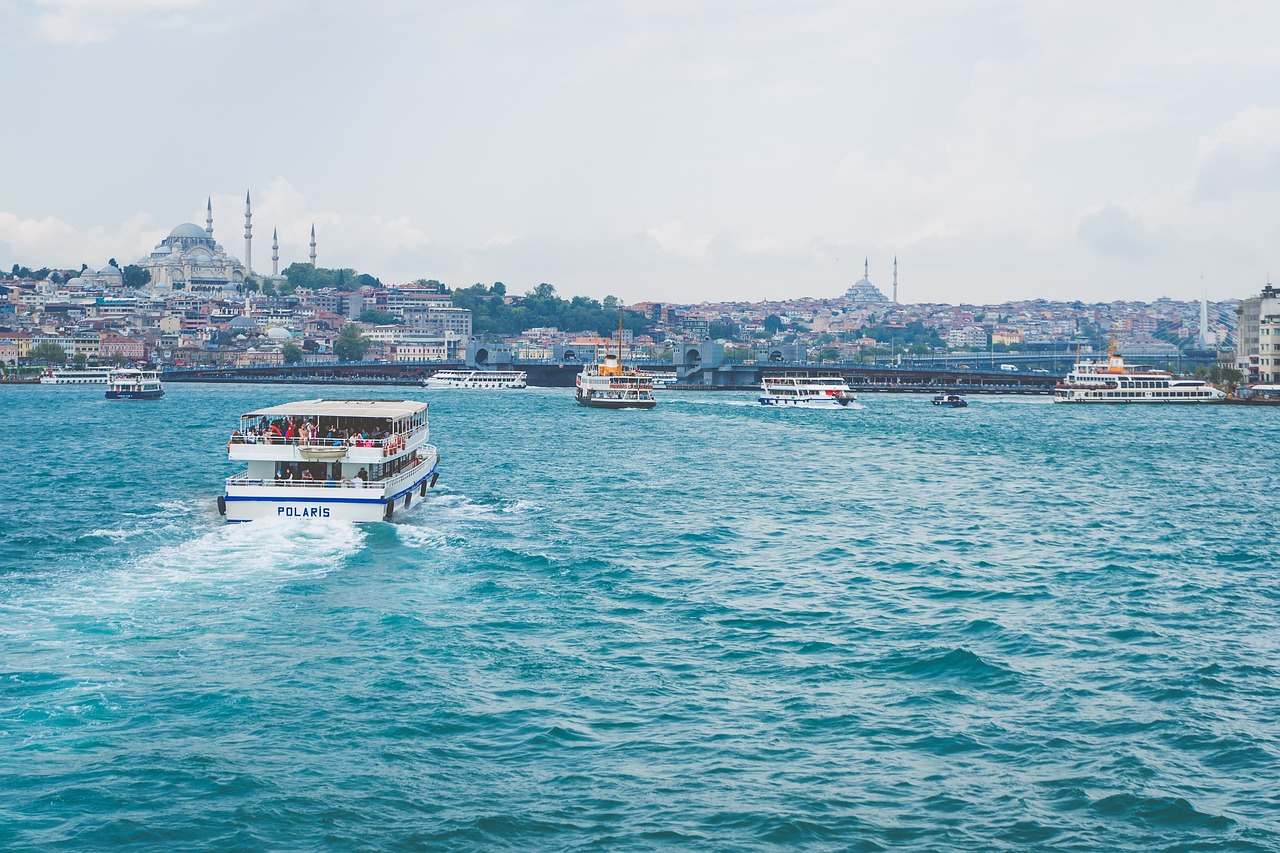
575;316;656;409
1053;343;1225;404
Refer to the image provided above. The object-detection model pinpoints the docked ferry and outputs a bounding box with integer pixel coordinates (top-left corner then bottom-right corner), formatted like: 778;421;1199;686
1053;348;1226;404
40;366;113;385
636;370;678;388
758;373;857;408
220;398;440;523
105;368;164;399
424;369;527;389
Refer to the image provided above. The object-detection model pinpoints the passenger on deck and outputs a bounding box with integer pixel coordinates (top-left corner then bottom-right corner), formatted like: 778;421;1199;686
355;467;368;487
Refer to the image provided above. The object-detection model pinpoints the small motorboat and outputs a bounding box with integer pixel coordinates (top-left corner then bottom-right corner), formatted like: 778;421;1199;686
931;393;968;408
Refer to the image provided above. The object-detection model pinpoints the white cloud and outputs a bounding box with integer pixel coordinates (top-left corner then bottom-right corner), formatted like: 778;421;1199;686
1193;106;1280;201
646;221;713;260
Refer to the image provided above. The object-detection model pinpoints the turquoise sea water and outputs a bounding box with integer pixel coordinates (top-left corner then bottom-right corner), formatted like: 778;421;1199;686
2;384;1278;851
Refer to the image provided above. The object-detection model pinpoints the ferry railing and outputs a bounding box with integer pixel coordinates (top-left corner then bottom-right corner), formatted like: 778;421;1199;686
225;455;436;490
228;421;429;450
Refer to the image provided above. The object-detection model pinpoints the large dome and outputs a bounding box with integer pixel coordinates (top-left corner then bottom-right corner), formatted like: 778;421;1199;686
168;223;209;240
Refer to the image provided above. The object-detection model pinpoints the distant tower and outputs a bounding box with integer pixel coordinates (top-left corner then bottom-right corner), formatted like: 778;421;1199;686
864;257;869;280
271;227;279;276
893;256;899;304
243;191;253;275
1198;292;1210;350
309;224;317;267
205;197;213;237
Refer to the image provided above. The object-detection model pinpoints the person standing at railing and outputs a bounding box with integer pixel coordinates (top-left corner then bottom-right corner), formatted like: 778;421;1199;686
301;468;314;483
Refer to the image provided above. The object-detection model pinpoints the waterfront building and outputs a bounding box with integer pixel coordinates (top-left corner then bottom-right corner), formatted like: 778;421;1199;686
947;326;988;349
1236;284;1280;380
1255;314;1280;383
403;305;472;337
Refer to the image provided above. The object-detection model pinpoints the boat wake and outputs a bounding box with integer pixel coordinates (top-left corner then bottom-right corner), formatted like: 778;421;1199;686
122;518;368;594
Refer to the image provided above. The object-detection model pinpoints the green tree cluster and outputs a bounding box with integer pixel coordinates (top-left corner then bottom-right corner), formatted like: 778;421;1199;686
334;324;371;362
283;264;378;293
359;309;399;325
451;283;648;337
31;342;68;365
122;264;151;289
855;320;945;350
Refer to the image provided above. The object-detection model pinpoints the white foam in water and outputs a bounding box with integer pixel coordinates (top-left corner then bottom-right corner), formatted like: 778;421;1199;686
117;518;368;597
394;524;452;550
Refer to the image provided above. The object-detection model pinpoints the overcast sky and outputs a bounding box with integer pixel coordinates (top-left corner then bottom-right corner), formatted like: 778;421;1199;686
1;0;1278;305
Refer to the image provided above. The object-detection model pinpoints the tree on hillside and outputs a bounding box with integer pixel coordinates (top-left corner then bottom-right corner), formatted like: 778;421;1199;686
282;343;303;364
334;324;370;362
122;264;151;289
359;309;398;325
32;342;67;366
710;320;740;340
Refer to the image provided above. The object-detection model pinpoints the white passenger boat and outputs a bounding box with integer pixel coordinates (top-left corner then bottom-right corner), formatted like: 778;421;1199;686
1053;345;1225;404
423;369;527;389
758;372;856;407
636;370;678;388
220;399;441;523
105;368;164;399
575;316;656;409
576;355;657;409
40;366;113;385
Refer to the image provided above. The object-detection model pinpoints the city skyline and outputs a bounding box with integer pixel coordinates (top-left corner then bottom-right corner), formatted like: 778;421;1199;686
3;1;1280;305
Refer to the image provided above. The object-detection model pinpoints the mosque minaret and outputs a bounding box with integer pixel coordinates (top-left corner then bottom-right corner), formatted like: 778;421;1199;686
310;224;317;267
205;197;213;237
272;228;279;276
243;191;253;276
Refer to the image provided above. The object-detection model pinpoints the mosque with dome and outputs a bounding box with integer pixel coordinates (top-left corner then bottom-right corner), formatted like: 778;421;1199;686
136;194;316;294
844;258;895;306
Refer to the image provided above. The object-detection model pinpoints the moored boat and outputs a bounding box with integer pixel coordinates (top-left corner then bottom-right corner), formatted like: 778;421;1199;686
1053;343;1225;404
636;370;678;388
424;369;527;389
40;366;113;385
758;372;856;407
221;398;441;523
105;368;164;399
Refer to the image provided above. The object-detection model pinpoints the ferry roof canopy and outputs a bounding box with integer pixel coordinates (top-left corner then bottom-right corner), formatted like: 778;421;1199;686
240;399;428;420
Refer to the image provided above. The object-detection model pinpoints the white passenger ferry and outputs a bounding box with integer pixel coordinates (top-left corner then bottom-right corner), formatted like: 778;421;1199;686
423;369;527;389
576;354;656;409
40;366;114;385
220;399;441;523
106;368;164;399
636;370;678;388
758;372;857;407
1053;346;1226;404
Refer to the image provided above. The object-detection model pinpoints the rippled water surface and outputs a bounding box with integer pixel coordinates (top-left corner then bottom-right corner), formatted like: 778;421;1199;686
2;384;1279;851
